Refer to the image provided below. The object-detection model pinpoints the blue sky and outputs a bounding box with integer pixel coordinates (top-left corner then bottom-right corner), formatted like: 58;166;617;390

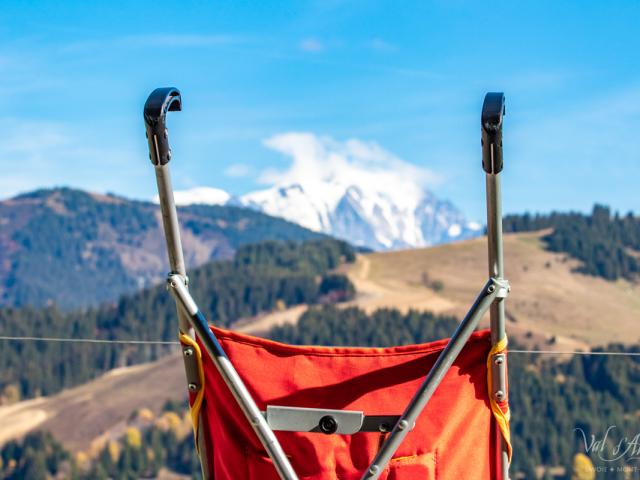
0;1;639;220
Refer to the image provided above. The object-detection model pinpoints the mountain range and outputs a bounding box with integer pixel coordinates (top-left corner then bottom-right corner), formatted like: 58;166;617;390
0;180;479;309
0;188;323;309
171;181;481;251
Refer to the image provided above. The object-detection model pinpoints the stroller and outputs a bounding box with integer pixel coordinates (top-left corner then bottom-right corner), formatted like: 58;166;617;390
144;89;511;480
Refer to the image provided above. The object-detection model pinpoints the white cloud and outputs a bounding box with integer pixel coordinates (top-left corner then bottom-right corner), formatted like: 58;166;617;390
224;163;251;178
0;120;70;157
260;132;439;207
0;118;143;200
120;34;240;48
61;34;242;53
161;187;230;206
513;85;640;169
368;38;396;53
299;38;324;53
501;84;640;214
0;120;70;197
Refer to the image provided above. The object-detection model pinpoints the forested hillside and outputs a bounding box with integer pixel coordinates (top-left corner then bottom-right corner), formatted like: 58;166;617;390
504;204;640;281
0;188;325;309
0;239;355;401
270;305;459;347
4;306;639;479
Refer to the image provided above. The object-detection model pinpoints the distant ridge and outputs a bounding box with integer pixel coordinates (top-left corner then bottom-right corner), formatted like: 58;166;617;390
0;187;325;309
172;181;481;251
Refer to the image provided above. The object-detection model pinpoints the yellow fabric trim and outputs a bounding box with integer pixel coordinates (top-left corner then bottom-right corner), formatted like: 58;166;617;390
487;336;512;462
179;332;205;452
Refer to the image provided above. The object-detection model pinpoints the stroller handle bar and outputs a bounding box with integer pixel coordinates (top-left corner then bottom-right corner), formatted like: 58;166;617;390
481;92;505;174
144;87;182;166
144;87;511;480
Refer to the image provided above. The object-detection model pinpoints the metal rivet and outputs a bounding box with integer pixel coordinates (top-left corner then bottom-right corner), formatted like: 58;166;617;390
183;348;194;357
318;415;338;435
369;465;380;475
494;355;504;365
488;284;496;293
188;383;198;392
379;423;391;433
397;419;409;431
495;390;505;401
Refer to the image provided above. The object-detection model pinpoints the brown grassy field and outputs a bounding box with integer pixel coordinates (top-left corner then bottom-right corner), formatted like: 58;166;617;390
0;353;186;452
346;230;640;350
240;230;640;350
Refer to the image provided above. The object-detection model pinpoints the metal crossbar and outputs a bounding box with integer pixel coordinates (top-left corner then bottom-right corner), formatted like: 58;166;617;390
144;88;512;480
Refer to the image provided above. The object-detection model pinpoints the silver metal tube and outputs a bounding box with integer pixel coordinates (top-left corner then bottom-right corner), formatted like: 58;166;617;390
155;166;186;276
486;173;505;342
154;165;190;333
169;275;299;480
154;161;213;477
361;279;499;480
486;172;510;480
481;91;510;480
145;88;211;477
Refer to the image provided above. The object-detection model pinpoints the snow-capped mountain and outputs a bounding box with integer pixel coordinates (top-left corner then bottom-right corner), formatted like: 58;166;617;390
167;133;482;250
236;183;480;250
170;182;480;251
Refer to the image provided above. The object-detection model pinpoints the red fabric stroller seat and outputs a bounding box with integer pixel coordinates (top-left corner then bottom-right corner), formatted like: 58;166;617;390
189;327;507;480
145;87;513;479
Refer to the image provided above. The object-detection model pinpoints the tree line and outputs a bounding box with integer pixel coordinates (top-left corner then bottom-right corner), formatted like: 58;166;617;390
0;239;355;401
504;204;640;281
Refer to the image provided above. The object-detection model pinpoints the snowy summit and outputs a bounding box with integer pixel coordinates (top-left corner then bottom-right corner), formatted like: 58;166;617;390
169;133;481;250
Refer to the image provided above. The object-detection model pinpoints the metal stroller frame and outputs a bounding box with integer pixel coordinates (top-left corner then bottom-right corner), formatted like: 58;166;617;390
144;88;511;480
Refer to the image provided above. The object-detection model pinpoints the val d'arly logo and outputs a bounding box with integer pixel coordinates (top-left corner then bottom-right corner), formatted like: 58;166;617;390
575;426;640;462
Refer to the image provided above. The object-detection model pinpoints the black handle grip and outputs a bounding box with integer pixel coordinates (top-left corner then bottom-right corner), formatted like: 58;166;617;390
481;92;505;174
144;87;182;166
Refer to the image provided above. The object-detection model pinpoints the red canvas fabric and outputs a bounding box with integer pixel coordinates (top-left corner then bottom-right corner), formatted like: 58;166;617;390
194;327;504;479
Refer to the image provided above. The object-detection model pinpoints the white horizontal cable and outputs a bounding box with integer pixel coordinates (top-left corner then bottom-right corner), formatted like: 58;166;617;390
0;335;179;345
509;349;640;356
0;336;639;357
